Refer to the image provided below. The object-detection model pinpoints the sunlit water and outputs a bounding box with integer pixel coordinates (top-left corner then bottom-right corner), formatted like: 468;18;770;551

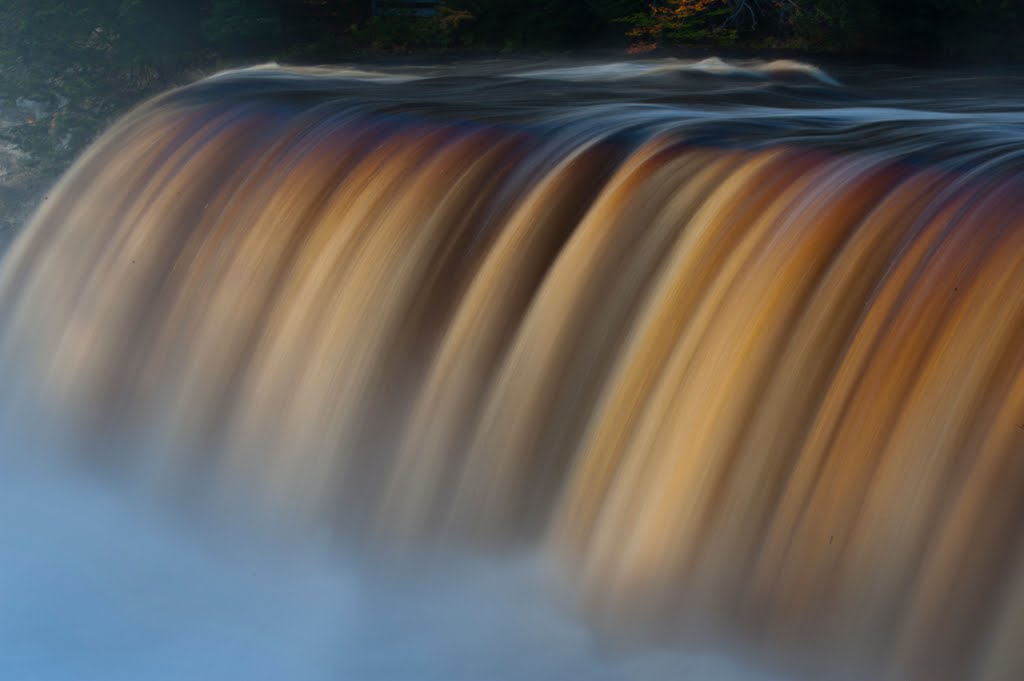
2;56;1024;681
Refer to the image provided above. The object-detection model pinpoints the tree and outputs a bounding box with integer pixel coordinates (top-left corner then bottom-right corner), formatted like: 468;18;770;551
619;0;738;51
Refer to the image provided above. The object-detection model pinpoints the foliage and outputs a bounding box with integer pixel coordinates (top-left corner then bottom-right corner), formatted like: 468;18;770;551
618;0;865;52
617;0;1024;56
351;4;474;52
619;0;738;52
751;0;860;50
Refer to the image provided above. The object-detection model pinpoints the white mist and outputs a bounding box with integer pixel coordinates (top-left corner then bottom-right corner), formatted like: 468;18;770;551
0;442;792;681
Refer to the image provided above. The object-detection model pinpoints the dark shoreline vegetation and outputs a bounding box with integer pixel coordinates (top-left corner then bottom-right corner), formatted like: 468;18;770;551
0;0;1021;242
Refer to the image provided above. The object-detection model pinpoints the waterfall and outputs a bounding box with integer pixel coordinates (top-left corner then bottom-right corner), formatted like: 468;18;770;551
2;63;1023;681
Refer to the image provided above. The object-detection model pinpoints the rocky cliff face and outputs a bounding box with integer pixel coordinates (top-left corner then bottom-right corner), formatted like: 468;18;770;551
0;97;65;253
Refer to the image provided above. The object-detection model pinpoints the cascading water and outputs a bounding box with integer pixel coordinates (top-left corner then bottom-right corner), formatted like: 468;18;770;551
2;58;1023;681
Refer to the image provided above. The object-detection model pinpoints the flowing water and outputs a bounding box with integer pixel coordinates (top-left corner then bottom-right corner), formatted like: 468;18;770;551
2;57;1024;681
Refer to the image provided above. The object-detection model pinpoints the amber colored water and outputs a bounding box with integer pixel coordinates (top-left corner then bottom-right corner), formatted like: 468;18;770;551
2;58;1023;681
